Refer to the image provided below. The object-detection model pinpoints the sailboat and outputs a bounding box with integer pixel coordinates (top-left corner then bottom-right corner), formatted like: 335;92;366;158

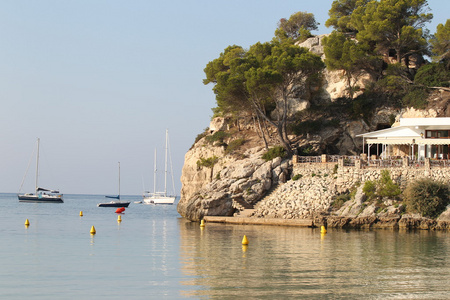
143;129;176;205
97;162;130;207
18;138;64;203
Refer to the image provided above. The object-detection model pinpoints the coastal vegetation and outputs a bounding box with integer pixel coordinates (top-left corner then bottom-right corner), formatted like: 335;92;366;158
262;146;286;161
203;0;449;157
362;170;402;202
178;1;450;227
196;156;219;181
404;178;450;218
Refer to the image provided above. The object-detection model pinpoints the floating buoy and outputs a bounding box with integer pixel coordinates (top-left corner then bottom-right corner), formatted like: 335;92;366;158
115;207;125;213
79;211;83;217
117;215;122;222
242;245;248;252
200;219;205;227
90;226;96;235
320;225;327;234
24;219;30;226
242;235;249;245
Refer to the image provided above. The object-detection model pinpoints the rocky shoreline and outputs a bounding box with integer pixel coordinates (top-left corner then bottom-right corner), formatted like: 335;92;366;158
204;213;450;231
236;172;450;230
177;115;450;230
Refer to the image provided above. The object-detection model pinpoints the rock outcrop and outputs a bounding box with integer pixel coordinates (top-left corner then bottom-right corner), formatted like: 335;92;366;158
177;135;292;221
177;34;450;227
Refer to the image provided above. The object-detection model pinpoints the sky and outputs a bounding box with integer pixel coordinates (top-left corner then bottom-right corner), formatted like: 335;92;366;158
0;0;448;196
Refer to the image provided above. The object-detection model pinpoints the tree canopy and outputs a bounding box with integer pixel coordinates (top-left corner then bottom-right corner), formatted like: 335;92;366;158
204;40;324;154
203;1;448;158
325;0;370;33
350;0;432;62
429;19;450;67
322;32;381;97
275;11;319;42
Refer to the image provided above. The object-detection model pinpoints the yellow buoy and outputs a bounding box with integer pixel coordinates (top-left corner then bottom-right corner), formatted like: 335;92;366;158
117;215;122;222
200;219;205;227
90;226;96;235
242;235;249;245
24;219;30;226
320;225;327;234
79;211;83;217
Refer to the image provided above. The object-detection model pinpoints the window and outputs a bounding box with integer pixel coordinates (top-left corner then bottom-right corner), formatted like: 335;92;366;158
425;130;450;138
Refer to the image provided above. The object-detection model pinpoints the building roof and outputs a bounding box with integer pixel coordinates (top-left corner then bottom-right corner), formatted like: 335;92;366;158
399;117;450;127
357;117;450;145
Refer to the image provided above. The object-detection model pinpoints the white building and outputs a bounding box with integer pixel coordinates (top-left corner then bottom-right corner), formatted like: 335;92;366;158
358;118;450;160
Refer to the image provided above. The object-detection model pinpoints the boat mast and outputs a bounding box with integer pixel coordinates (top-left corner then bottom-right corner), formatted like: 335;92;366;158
164;129;168;197
118;161;121;200
153;148;157;195
35;138;40;193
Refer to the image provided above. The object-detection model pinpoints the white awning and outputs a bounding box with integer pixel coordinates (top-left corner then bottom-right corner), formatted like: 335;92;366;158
366;138;450;145
366;138;414;145
420;139;450;145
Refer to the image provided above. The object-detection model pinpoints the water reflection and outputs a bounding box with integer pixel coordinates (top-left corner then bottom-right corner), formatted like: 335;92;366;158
178;219;450;299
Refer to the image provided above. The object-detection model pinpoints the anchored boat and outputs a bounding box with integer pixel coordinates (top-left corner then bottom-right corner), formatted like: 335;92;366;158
98;162;130;207
18;138;63;203
143;129;176;205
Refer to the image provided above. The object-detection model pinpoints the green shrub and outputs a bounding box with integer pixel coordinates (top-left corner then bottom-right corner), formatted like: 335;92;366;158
262;146;286;161
378;170;402;199
225;138;245;155
402;88;428;109
362;170;401;201
363;180;377;201
191;130;209;149
332;193;351;209
292;174;303;181
194;131;208;143
205;131;229;145
333;164;338;174
299;145;317;156
404;178;450;218
196;156;219;169
415;62;450;87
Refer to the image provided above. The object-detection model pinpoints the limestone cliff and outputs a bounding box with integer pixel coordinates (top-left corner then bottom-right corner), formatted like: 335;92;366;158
177;127;292;221
177;34;450;222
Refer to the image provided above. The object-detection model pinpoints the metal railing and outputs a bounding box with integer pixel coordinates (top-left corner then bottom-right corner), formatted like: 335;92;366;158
296;156;322;163
294;155;450;168
430;160;450;167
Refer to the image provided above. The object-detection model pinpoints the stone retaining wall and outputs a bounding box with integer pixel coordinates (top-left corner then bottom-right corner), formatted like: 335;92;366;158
292;158;450;194
250;158;450;222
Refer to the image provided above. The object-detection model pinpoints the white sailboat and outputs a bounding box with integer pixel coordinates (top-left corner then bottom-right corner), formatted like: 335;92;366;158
18;138;63;203
143;129;176;205
98;162;130;207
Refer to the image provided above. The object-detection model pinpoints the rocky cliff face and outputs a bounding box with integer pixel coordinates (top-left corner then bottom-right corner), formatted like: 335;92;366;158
177;130;292;221
177;35;450;222
298;34;374;101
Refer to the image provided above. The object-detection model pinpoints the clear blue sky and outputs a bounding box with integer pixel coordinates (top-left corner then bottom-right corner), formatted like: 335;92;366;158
0;0;448;195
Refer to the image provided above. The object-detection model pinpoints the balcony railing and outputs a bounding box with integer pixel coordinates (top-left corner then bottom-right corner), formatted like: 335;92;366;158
293;155;450;168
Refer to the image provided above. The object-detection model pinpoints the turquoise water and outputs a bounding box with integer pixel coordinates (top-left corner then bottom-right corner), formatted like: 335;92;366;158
1;193;450;299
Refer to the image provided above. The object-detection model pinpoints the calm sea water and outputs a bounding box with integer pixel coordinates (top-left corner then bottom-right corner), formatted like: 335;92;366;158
1;193;449;299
